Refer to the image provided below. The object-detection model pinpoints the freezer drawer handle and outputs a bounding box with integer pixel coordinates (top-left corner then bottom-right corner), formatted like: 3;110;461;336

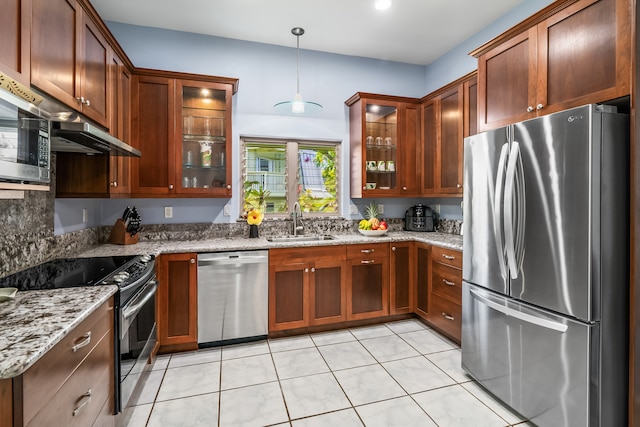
442;279;456;287
442;313;455;321
469;289;568;333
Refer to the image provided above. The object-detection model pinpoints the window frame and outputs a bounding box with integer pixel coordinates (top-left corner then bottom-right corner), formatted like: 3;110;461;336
240;136;341;218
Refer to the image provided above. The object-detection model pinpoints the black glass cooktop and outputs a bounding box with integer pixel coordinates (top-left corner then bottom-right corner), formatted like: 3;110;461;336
0;256;137;291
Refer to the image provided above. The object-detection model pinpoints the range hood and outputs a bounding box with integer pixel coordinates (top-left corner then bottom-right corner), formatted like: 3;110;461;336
51;121;141;157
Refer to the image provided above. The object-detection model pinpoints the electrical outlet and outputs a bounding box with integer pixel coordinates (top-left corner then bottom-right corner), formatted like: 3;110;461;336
349;205;358;215
434;204;441;214
82;208;88;223
378;204;384;214
223;204;231;216
164;206;173;218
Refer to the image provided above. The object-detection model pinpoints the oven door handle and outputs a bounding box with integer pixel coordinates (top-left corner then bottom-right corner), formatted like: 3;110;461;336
123;280;157;320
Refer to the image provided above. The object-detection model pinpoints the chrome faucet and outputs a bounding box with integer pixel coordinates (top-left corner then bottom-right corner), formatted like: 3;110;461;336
292;202;304;236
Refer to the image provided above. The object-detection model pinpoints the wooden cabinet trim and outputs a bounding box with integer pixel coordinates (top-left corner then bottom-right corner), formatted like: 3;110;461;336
469;0;582;58
132;67;239;94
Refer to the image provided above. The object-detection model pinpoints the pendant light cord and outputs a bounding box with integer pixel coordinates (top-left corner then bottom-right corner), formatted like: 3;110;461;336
296;32;300;93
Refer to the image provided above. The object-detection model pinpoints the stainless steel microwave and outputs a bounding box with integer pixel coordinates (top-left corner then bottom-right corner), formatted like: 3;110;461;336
0;88;50;184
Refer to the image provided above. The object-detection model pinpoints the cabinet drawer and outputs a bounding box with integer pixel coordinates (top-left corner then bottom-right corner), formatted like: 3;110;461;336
429;293;461;342
432;262;462;304
346;243;388;260
431;246;462;269
27;329;114;427
22;299;113;425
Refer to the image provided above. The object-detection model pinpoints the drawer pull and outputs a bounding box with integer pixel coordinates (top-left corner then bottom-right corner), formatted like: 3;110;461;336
442;254;455;261
361;259;375;264
442;279;456;287
360;249;375;254
442;313;455;321
72;331;92;352
311;267;315;273
72;389;92;416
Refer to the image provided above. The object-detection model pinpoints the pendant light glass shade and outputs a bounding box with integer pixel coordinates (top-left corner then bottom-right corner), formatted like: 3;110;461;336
273;27;322;115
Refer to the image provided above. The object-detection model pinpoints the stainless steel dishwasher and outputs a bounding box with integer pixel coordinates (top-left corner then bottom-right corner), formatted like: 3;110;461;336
197;250;269;346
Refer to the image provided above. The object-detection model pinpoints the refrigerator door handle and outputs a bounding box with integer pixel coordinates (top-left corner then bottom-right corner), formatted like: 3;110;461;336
469;288;568;333
514;144;526;273
504;141;521;279
493;143;510;279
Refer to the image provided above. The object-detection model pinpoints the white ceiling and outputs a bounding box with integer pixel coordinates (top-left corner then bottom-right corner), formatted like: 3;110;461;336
90;0;526;66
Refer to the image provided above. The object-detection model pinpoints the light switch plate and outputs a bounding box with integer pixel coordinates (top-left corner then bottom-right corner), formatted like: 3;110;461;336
378;204;384;214
223;204;231;216
82;208;88;223
349;205;358;215
164;206;173;218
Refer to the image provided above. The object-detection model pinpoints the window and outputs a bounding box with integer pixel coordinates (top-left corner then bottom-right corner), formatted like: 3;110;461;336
242;137;339;216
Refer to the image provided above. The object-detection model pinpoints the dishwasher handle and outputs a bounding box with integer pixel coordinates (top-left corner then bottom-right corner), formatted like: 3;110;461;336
197;252;268;266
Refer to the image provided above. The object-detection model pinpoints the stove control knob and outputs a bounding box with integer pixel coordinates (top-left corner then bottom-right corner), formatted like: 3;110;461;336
140;255;152;263
113;274;125;283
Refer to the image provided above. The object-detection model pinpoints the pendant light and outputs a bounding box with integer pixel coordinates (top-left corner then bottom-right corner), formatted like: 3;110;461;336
274;27;322;115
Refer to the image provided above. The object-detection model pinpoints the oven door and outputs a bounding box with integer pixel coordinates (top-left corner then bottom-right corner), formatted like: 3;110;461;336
118;277;157;412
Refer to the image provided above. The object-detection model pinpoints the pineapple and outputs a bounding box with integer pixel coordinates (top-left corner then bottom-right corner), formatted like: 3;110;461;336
365;202;380;230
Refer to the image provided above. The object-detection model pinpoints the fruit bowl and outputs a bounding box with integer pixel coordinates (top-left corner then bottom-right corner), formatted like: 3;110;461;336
358;229;388;237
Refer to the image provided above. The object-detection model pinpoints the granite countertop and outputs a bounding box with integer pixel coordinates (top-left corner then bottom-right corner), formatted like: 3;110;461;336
76;231;463;258
1;231;460;379
0;285;118;379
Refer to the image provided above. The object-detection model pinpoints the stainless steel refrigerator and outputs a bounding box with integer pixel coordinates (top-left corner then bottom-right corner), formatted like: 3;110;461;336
461;104;629;427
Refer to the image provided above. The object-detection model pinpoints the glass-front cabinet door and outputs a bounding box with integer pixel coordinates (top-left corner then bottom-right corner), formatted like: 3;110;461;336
176;80;233;196
347;93;420;198
364;103;398;192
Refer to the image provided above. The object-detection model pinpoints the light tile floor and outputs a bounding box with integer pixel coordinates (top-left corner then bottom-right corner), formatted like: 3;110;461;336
122;319;533;427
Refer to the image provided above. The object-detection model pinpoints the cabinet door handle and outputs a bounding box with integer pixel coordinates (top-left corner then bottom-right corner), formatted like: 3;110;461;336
442;254;455;260
442;279;455;287
536;104;544;110
190;259;195;264
72;389;93;416
304;267;309;273
310;267;315;272
456;184;462;189
76;96;90;106
110;181;118;187
527;106;534;113
362;186;366;190
227;184;232;190
391;246;396;251
169;184;174;190
71;331;92;352
402;186;407;191
360;249;375;253
361;259;375;264
442;313;455;321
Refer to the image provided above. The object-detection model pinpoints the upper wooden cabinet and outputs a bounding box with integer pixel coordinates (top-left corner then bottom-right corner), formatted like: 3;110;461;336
474;0;631;131
31;0;110;127
421;72;477;196
0;0;30;85
131;70;237;198
56;51;132;199
347;93;421;198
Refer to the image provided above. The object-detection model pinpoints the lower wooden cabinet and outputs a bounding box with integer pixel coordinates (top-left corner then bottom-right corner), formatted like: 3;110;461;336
157;252;198;352
346;243;389;320
389;242;415;314
269;246;347;331
2;298;115;427
426;246;463;343
415;243;431;319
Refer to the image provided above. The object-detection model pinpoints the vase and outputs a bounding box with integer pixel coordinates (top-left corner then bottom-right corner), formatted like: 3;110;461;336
249;224;259;238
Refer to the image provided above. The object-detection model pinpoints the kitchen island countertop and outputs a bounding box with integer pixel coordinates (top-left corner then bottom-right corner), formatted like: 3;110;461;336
75;231;463;258
0;285;118;379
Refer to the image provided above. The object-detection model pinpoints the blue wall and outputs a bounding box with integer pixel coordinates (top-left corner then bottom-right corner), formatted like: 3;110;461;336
54;0;554;234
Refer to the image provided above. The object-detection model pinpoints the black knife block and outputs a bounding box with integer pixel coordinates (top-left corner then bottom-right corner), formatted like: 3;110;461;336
108;219;139;245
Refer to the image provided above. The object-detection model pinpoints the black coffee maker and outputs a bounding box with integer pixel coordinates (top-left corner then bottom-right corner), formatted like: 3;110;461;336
404;204;434;231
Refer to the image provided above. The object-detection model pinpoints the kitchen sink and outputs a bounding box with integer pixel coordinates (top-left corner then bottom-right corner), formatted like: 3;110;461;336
266;235;336;243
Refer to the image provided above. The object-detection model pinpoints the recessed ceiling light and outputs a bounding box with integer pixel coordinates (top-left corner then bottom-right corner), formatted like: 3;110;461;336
374;0;393;11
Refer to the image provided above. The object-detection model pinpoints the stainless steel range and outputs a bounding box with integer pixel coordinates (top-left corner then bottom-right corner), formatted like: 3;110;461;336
0;254;157;414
